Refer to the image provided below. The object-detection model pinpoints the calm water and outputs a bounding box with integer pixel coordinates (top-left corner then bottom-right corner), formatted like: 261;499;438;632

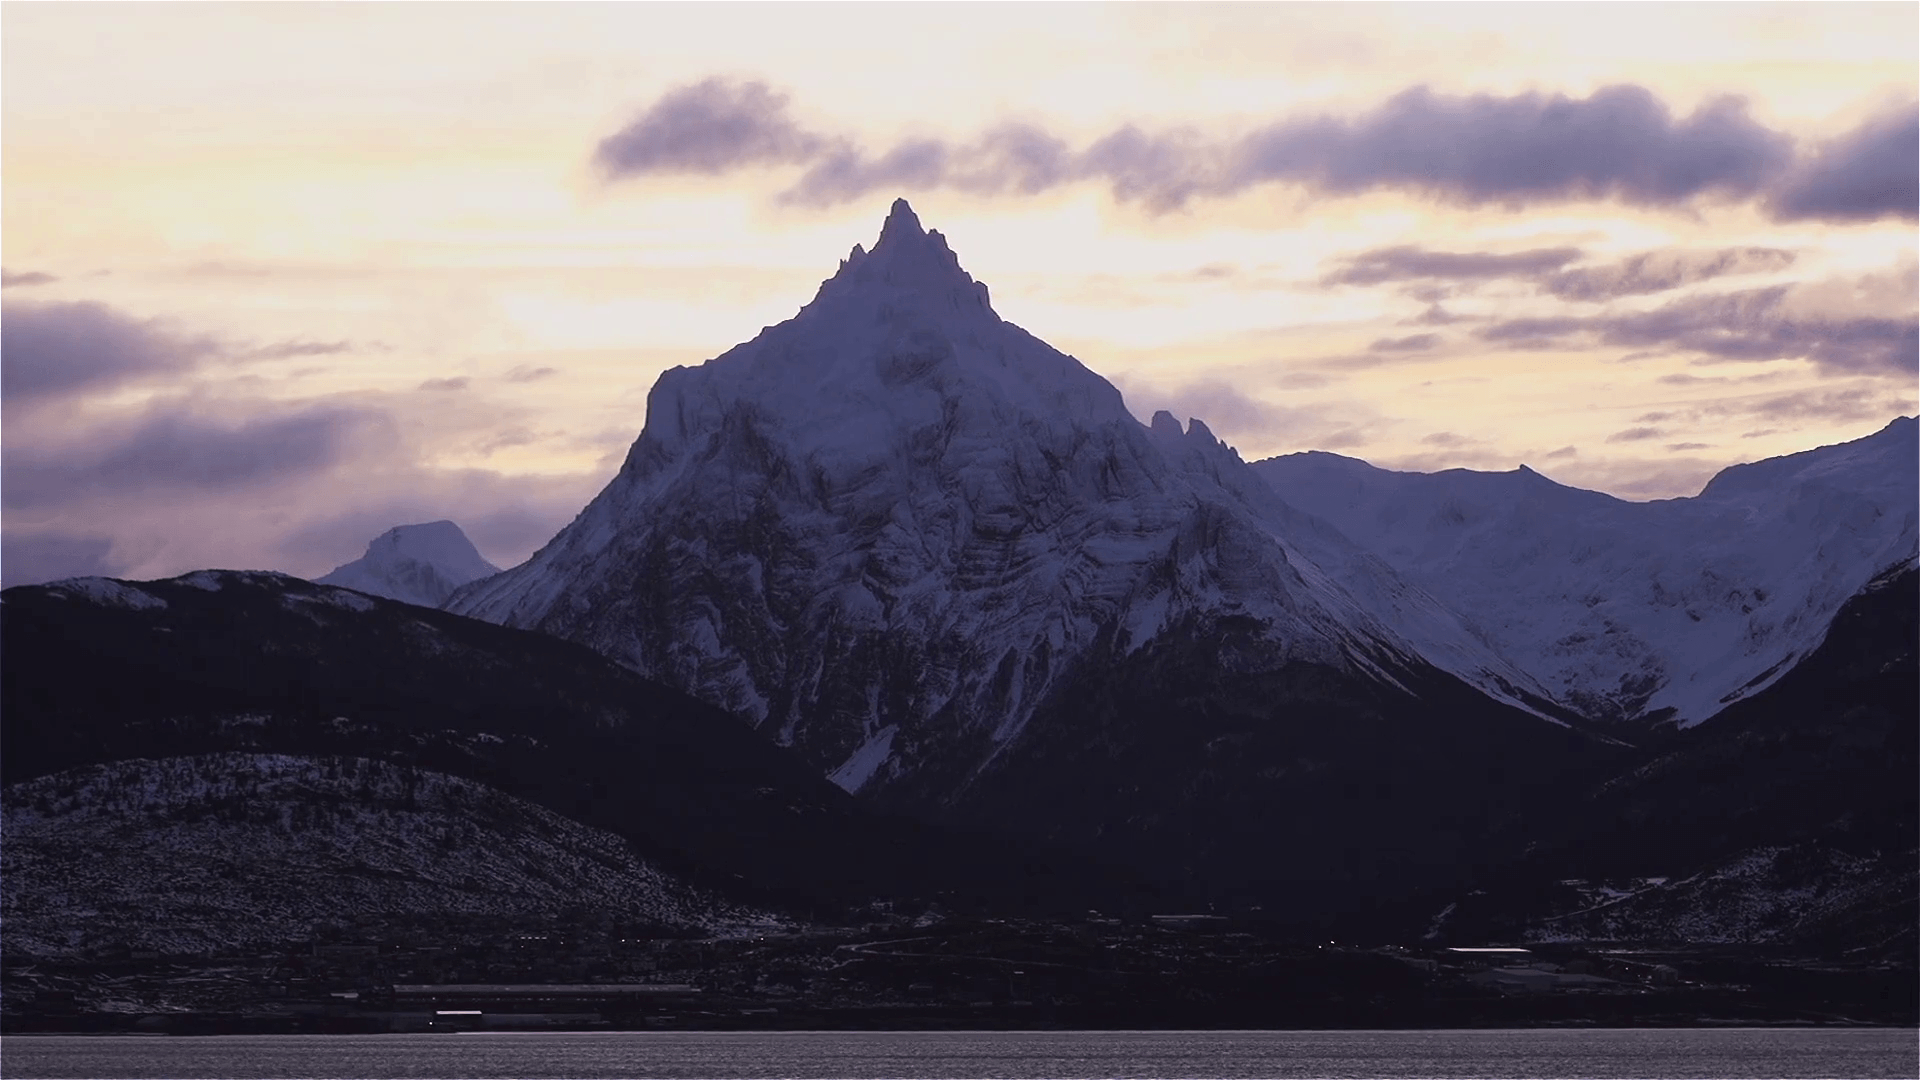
3;1028;1914;1079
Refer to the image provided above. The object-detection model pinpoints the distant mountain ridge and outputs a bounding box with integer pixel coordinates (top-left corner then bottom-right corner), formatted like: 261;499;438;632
317;520;499;607
1250;416;1918;728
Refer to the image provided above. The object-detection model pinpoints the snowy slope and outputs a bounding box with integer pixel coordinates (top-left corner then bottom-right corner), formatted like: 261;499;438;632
449;199;1559;797
317;520;499;607
1251;417;1919;726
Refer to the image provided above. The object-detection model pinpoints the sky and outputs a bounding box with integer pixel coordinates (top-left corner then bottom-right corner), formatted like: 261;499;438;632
3;2;1915;586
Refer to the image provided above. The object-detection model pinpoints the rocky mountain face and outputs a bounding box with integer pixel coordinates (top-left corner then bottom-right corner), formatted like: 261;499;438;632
316;520;500;607
1;571;1116;922
1251;417;1918;728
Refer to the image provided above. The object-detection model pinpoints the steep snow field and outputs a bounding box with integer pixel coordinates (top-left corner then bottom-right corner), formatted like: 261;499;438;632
1253;417;1918;726
450;200;1556;795
1;754;768;956
318;521;499;607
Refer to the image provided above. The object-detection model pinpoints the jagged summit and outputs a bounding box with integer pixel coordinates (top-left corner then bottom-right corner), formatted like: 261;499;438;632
875;196;924;245
317;520;498;608
810;198;994;319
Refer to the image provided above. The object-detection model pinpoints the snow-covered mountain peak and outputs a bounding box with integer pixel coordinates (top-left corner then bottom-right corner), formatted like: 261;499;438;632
451;201;1569;797
316;520;499;607
622;201;1134;485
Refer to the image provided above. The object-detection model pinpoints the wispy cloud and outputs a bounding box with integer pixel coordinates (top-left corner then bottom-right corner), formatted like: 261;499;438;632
235;340;357;362
1475;282;1917;377
1368;332;1442;353
3;402;391;511
1606;426;1667;442
2;269;59;288
1542;247;1796;301
1322;246;1581;287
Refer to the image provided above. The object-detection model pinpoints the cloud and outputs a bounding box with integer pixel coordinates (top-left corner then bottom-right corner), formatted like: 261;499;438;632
1770;106;1919;223
3;300;375;413
1367;332;1441;353
1404;303;1466;327
418;376;471;392
4;402;390;512
505;364;558;383
1543;446;1578;459
1116;374;1379;454
1322;245;1582;287
0;530;119;587
594;78;833;178
1606;426;1667;442
602;79;1829;216
236;340;356;361
2;270;58;288
1420;431;1473;447
1667;442;1712;451
1543;247;1796;301
1476;283;1917;377
1218;85;1790;209
1727;387;1908;424
782;138;953;207
1131;377;1286;435
2;301;216;405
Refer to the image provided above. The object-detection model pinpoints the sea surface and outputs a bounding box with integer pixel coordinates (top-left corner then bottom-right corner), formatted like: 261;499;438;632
4;1027;1915;1079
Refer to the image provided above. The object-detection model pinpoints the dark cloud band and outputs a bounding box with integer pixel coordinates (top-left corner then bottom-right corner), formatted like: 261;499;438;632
3;403;389;511
595;79;1916;223
2;302;216;404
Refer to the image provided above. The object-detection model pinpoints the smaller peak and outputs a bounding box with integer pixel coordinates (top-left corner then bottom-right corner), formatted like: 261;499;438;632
1150;410;1183;436
1186;418;1216;442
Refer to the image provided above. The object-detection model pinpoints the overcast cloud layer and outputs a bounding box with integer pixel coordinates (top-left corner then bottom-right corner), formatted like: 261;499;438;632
597;79;1917;222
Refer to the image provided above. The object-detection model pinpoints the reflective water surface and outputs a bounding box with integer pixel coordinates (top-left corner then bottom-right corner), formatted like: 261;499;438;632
5;1027;1916;1079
